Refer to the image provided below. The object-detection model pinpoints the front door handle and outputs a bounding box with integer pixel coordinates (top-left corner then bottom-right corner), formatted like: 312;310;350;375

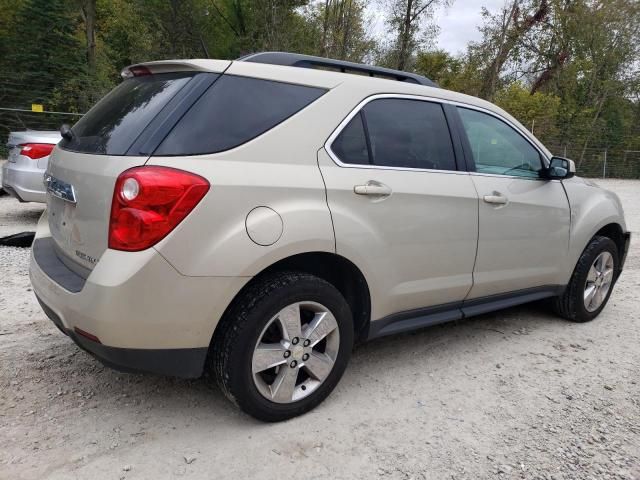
354;181;392;197
483;192;508;205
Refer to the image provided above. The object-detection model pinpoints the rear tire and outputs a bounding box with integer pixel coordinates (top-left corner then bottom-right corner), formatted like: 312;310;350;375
553;236;619;322
209;271;353;422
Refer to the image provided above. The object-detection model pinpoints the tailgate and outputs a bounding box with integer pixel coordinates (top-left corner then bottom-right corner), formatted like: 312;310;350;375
46;147;145;272
43;66;228;273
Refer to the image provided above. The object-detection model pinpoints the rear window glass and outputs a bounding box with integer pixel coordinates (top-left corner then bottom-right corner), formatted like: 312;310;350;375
60;72;194;155
331;98;457;171
154;75;326;156
331;112;369;165
363;99;456;170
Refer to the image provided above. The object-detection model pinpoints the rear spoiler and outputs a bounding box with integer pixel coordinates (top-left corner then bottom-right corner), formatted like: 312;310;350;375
121;59;231;78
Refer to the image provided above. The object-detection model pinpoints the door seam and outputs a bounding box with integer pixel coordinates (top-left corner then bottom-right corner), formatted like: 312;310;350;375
316;146;337;253
465;174;481;302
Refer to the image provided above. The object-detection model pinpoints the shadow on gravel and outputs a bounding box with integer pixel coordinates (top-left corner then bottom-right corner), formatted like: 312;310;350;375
25;300;562;429
0;231;35;247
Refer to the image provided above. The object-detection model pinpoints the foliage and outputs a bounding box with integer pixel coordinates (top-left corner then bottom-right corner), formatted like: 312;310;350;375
306;0;376;62
380;0;449;70
0;0;638;159
494;83;560;143
1;0;85;108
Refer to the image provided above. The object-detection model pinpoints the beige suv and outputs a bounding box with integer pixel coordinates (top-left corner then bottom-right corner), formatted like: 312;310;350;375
30;53;630;422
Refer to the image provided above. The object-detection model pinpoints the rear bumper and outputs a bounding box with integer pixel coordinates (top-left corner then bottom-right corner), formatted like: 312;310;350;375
1;161;46;202
29;213;249;378
36;294;208;377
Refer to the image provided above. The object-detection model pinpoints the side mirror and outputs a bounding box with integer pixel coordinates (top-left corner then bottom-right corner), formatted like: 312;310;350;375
544;156;575;180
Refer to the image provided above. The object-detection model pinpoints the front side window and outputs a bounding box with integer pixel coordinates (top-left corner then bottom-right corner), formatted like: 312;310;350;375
331;98;457;171
457;107;543;178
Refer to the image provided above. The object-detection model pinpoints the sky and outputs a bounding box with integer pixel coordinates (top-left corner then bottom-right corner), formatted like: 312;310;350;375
432;0;507;53
367;0;508;55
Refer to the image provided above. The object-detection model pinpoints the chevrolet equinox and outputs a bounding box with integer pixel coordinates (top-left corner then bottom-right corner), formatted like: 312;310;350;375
30;52;630;421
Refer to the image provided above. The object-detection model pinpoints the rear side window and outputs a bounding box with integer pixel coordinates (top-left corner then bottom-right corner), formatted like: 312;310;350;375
155;76;326;155
331;112;369;165
331;98;457;171
60;72;194;155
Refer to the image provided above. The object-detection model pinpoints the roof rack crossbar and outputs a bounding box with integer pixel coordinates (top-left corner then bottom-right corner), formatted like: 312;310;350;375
238;52;437;88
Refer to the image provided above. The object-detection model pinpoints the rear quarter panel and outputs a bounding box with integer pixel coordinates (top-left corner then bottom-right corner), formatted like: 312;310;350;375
147;77;358;277
147;70;534;285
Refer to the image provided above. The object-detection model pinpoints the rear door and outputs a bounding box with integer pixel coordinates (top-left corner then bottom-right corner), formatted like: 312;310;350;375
319;96;479;322
455;106;570;299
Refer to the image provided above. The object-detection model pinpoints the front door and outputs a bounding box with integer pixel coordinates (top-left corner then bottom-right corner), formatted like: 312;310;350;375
456;107;571;299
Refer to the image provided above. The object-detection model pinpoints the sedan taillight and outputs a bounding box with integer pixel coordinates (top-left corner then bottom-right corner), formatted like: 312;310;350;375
109;166;209;251
20;143;55;159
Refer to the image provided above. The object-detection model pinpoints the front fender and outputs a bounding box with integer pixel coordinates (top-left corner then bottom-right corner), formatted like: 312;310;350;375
562;177;627;283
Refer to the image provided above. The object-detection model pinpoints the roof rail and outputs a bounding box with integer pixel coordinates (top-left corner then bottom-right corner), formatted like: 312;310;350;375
238;52;437;88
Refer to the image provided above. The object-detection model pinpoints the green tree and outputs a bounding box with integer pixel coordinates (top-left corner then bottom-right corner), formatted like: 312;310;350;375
466;0;549;101
3;0;85;110
309;0;375;61
494;83;560;143
382;0;449;70
414;49;463;90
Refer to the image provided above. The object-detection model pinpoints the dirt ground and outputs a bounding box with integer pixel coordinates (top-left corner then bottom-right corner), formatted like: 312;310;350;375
1;180;639;480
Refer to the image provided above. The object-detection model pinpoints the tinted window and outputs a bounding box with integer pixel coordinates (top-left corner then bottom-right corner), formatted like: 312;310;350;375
155;76;326;155
331;99;457;170
60;72;194;155
458;108;542;178
331;112;369;165
364;99;456;170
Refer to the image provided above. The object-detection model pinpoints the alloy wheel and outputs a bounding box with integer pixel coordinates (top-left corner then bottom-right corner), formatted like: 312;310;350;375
583;251;614;312
252;301;340;403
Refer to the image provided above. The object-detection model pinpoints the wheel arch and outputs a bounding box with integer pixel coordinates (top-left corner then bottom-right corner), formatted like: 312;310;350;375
594;223;625;261
213;252;372;344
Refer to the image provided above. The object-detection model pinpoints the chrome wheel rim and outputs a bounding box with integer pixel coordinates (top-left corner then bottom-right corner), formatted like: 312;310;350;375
584;251;614;312
252;301;340;404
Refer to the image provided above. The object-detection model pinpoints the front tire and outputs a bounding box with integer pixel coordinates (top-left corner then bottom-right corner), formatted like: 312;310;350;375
209;271;353;422
553;236;619;322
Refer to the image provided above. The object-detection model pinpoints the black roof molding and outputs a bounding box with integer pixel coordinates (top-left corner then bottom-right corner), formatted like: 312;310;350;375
238;51;438;88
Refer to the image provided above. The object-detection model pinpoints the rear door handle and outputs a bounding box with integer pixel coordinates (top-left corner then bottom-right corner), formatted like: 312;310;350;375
483;193;508;205
354;182;392;197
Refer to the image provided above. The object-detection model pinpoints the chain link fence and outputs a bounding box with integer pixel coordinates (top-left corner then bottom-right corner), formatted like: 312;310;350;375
546;143;640;179
2;109;640;180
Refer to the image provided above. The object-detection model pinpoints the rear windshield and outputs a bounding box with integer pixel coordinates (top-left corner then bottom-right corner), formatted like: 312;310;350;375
59;72;194;155
154;75;326;156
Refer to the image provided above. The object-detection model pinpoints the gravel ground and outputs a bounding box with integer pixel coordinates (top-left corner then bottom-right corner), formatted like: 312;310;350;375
1;180;639;480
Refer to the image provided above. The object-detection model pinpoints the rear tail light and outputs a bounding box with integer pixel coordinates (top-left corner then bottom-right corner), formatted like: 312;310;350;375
20;143;55;159
109;166;209;251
